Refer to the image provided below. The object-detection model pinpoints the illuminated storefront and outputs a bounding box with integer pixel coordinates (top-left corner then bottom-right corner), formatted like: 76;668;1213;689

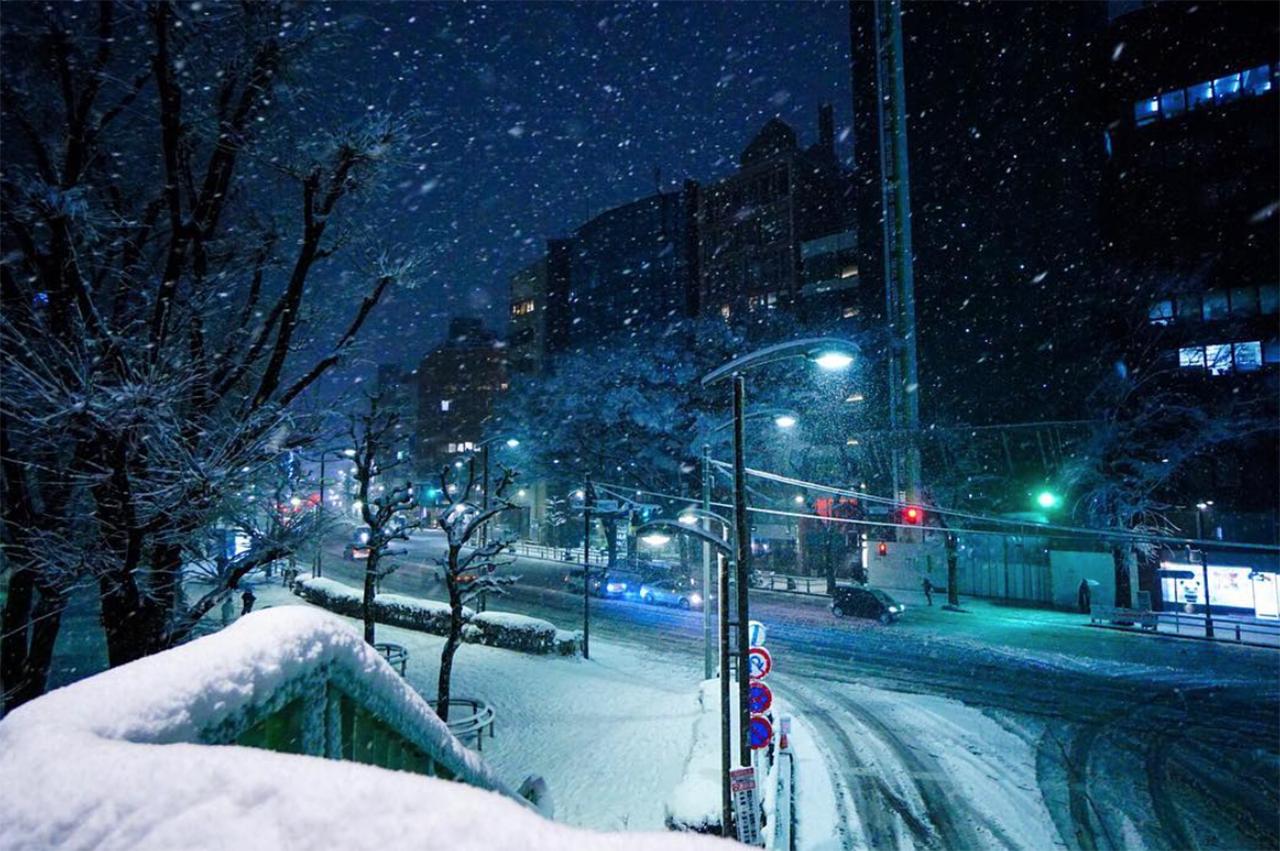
1160;558;1279;619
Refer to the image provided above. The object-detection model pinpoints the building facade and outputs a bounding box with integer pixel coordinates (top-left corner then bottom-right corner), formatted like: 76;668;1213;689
508;259;548;376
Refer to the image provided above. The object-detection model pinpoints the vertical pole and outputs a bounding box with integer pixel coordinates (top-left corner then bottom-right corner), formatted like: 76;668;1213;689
315;455;326;578
732;375;751;767
481;444;490;547
719;549;733;835
1196;510;1214;639
702;444;715;681
583;479;592;660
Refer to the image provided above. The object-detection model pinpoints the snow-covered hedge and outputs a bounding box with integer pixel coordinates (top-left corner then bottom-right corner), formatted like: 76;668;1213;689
463;612;557;654
666;680;731;834
293;578;577;656
0;608;721;851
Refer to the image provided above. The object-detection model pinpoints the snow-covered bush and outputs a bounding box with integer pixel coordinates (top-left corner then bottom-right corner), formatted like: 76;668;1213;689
554;630;584;657
294;578;474;637
464;612;557;654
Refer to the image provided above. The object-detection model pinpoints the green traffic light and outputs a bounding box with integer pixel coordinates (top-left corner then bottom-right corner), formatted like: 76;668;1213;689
1036;490;1059;510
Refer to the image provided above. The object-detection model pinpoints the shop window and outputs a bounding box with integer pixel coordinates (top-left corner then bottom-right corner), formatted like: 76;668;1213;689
1148;299;1174;325
1179;346;1205;369
1160;90;1186;118
1205;343;1233;375
1242;64;1273;96
1230;286;1259;317
1233;341;1261;372
1260;284;1279;315
1263;338;1280;364
1202;290;1229;321
440;399;451;412
1186;80;1214;110
1213;73;1242;103
1176;293;1201;322
1134;97;1160;126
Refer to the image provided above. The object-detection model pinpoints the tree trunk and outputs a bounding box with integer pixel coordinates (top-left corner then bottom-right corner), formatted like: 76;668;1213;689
1112;544;1133;608
1;568;67;712
99;572;167;668
363;550;379;645
436;546;465;724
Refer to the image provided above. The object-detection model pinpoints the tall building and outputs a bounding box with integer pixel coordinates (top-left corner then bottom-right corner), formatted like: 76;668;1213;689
849;1;1108;430
1099;0;1279;541
507;259;548;376
415;318;507;480
694;106;858;328
544;188;695;356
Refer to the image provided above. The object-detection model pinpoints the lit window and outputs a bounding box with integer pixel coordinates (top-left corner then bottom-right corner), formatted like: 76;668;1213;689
1160;90;1186;118
840;265;859;279
1230;286;1259;318
1202;290;1229;321
1213;73;1242;103
1177;293;1201;322
1243;64;1273;96
510;299;536;317
766;291;779;308
1187;80;1214;110
1134;97;1160;126
1206;344;1233;375
842;305;859;319
464;442;475;451
1179;346;1206;369
447;443;457;453
1261;284;1279;315
1234;341;1262;372
1263;339;1280;364
720;304;731;320
1148;300;1174;325
440;399;451;412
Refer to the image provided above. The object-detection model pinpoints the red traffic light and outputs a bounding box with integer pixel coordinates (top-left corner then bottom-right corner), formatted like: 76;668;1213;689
904;506;921;524
877;541;888;557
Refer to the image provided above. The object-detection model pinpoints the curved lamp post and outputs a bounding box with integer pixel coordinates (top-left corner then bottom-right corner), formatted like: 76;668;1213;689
472;436;521;546
312;447;356;578
700;337;857;771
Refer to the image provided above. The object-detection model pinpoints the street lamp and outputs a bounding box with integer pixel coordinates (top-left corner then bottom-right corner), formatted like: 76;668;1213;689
1193;500;1215;638
312;447;356;578
473;436;522;546
637;517;735;834
700;337;857;772
710;407;801;434
1036;490;1060;510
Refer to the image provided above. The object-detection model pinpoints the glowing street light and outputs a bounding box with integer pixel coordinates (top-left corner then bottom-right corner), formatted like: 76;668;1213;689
505;438;520;448
774;414;797;429
813;351;854;371
641;532;671;546
1036;490;1060;510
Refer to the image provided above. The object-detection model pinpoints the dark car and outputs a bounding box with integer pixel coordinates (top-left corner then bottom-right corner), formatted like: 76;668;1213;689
831;585;904;624
563;568;603;596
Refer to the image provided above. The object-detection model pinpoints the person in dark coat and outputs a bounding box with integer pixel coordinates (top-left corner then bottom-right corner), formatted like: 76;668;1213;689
1077;579;1092;613
922;577;935;607
241;587;257;616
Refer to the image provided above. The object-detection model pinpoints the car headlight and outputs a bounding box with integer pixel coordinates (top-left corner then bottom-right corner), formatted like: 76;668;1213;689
640;586;649;597
690;594;703;605
889;606;900;613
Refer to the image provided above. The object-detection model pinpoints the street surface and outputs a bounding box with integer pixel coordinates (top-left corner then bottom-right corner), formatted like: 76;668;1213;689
317;529;1280;851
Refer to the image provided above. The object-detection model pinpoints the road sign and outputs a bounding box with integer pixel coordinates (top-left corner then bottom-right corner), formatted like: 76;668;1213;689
747;646;772;680
749;715;773;750
729;768;762;846
748;681;773;714
593;499;620;513
748;620;767;648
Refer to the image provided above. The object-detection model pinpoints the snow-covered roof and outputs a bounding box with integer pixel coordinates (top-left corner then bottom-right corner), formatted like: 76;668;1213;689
0;608;727;850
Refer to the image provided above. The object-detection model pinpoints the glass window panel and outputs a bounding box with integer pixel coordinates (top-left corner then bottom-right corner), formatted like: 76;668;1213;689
1179;346;1205;369
1230;286;1259;317
1203;290;1229;321
1263;338;1280;364
1243;65;1273;96
1259;284;1278;315
1148;299;1174;324
1186;80;1214;110
1177;293;1202;322
1160;90;1186;118
1234;341;1261;372
1213;73;1242;102
1206;344;1233;375
1134;97;1160;125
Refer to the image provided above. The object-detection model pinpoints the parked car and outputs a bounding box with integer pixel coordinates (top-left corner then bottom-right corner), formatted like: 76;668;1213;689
831;585;904;624
600;570;643;599
344;526;372;560
640;579;703;610
563;567;604;596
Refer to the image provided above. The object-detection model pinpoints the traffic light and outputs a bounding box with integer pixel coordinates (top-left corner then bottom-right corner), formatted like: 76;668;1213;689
903;506;922;524
1035;490;1060;510
877;541;888;557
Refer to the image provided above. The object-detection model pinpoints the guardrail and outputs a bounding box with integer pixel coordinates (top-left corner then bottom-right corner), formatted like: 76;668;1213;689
428;697;497;752
508;540;608;566
375;642;408;676
754;571;831;596
1090;605;1280;646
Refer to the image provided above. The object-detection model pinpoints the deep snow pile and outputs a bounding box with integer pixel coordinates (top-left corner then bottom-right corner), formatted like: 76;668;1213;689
0;607;728;851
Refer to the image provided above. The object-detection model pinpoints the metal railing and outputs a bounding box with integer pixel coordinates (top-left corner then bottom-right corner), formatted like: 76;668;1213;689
375;642;408;676
1090;605;1280;646
754;571;831;596
508;540;608;566
428;697;497;751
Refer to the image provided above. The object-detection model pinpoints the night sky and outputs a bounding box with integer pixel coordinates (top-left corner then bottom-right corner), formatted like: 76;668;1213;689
328;1;852;371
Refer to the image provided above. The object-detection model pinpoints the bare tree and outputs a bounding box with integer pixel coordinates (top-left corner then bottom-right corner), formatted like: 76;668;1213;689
433;464;519;722
347;396;421;645
1;3;421;710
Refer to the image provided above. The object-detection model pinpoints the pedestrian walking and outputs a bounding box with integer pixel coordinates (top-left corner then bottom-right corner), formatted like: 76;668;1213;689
922;577;935;607
241;587;257;616
1077;578;1091;613
220;594;235;625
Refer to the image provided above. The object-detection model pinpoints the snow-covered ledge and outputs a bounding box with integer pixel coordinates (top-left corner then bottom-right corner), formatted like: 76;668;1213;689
0;607;732;850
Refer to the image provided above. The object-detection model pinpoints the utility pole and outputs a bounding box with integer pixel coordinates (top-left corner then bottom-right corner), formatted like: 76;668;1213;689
480;443;490;547
732;376;751;767
583;479;594;659
701;444;715;680
314;454;327;578
719;549;733;835
1194;507;1214;638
